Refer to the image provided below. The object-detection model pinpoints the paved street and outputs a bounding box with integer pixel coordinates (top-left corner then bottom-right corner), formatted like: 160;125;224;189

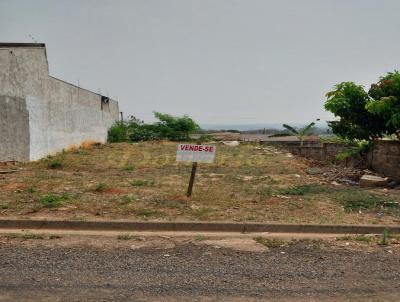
0;236;400;301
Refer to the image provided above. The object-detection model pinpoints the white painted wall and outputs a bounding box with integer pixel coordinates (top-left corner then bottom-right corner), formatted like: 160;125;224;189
0;45;119;161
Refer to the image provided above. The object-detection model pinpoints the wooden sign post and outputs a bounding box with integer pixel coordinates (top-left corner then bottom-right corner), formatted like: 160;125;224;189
186;162;198;197
176;144;216;197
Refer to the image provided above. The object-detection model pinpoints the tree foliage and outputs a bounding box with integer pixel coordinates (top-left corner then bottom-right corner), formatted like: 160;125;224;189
279;122;316;146
324;82;390;140
107;112;199;143
366;71;400;139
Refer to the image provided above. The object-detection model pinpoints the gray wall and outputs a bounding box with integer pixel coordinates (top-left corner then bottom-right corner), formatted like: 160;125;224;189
281;140;400;181
0;96;30;161
368;140;400;181
0;45;119;161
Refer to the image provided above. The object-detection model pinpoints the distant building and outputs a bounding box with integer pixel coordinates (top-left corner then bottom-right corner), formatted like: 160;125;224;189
0;43;119;162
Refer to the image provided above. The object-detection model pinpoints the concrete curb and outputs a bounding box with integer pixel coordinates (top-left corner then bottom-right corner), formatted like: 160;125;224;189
0;219;399;234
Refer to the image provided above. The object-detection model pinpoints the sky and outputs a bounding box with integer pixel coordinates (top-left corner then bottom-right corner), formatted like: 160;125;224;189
1;0;400;126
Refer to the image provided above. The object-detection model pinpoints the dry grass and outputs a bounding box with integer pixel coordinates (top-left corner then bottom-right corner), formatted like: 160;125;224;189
0;141;399;224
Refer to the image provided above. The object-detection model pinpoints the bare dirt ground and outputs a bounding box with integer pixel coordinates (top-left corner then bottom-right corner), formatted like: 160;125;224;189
0;233;400;301
0;142;399;224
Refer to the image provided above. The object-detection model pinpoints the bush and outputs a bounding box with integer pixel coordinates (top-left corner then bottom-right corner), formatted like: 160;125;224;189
107;112;199;143
336;141;371;161
108;122;128;143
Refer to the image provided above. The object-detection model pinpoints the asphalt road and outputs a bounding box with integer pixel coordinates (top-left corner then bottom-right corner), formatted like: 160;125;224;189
0;239;400;301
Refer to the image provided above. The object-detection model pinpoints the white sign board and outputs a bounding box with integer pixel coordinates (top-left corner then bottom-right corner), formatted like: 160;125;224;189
176;144;216;163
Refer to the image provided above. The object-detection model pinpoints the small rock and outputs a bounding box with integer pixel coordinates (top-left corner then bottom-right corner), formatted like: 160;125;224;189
163;254;170;257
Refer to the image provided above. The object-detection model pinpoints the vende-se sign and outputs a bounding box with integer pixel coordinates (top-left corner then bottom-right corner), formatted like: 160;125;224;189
176;144;216;163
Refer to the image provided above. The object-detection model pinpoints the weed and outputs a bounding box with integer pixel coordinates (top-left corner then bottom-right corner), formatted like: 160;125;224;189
46;157;64;169
117;234;132;240
335;190;398;212
27;187;36;194
336;235;352;241
120;195;137;205
94;183;108;192
39;193;69;208
49;235;62;239
380;229;390;246
194;235;205;241
122;164;135;171
278;185;313;195
16;233;44;240
0;204;9;209
354;235;372;243
255;237;286;248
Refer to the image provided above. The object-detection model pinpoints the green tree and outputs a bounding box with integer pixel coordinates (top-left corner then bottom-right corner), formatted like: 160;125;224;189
366;71;400;139
153;112;199;141
281;122;316;146
324;82;388;140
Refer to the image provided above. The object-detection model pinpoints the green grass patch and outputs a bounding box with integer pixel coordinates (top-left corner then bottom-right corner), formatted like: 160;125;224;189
334;190;399;212
39;193;70;208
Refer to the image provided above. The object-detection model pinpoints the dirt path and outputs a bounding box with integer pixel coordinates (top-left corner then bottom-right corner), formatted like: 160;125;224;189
0;235;400;301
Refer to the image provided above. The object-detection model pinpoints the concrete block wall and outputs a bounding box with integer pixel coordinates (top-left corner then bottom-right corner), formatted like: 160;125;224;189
282;140;400;181
368;140;400;181
0;43;119;161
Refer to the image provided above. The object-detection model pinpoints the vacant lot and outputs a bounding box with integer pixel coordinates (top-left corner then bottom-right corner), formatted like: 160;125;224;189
0;142;399;224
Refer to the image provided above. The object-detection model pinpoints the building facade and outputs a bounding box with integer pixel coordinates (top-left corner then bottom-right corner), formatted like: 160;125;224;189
0;43;119;162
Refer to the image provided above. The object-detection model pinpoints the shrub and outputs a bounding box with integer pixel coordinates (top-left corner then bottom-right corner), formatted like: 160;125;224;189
336;141;371;161
108;122;128;143
45;155;64;169
107;112;199;143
